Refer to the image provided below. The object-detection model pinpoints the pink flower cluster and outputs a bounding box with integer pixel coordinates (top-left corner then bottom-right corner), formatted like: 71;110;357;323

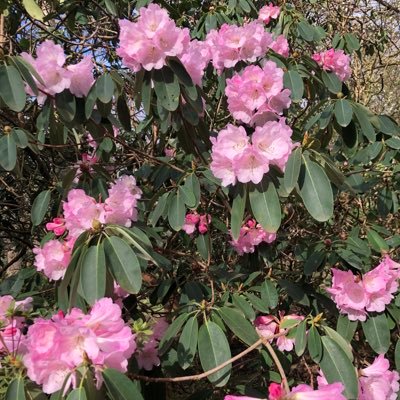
23;298;135;394
225;381;346;400
0;295;32;355
327;256;400;321
230;220;277;255
182;212;211;235
255;313;304;352
33;175;142;281
21;40;94;104
211;120;295;187
312;48;351;82
117;4;190;72
134;318;168;371
180;40;212;86
258;4;280;25
225;62;291;126
358;355;399;400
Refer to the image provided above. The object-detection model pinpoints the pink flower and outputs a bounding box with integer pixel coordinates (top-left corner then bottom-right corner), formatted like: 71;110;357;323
24;298;136;394
231;219;276;255
234;146;269;184
198;214;211;234
117;4;190;72
269;383;284;400
180;40;211;86
46;217;66;236
258;4;280;24
359;355;400;400
182;213;201;235
269;35;289;57
312;48;351;81
33;239;71;281
66;57;94;97
104;175;142;227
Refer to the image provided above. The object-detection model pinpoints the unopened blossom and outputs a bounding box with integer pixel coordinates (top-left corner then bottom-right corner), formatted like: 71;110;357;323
45;217;66;236
182;213;211;235
74;153;98;183
33;240;72;281
258;4;280;24
327;256;400;321
254;313;304;352
230;219;276;255
225;62;291;125
206;22;273;72
117;4;190;72
24;298;136;394
312;48;351;81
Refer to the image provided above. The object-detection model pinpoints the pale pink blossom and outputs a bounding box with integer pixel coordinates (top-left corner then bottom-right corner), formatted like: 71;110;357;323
117;4;190;72
46;217;66;236
234;146;269;184
33;239;71;281
231;219;276;255
269;35;289;57
66;57;94;97
180;40;211;86
312;48;351;81
258;4;280;24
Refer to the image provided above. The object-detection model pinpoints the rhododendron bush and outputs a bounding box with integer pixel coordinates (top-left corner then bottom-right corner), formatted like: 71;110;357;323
0;0;399;399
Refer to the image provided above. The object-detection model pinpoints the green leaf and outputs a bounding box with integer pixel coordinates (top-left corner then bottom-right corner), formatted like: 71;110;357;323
260;280;278;309
149;192;169;226
304;251;325;275
103;368;143;400
9;56;38;96
353;105;375;142
284;70;304;101
198;321;232;386
320;336;359;399
117;95;131;131
196;233;211;260
22;0;44;20
0;65;26;112
299;154;333;222
159;313;190;355
104;236;142;294
395;338;400;371
179;184;196;208
232;294;255;321
0;133;17;171
323;325;353;361
297;20;314;41
6;378;26;400
153;66;180;112
31;190;51;226
66;388;87;400
167;57;194;88
344;33;360;52
185;173;200;208
307;326;322;362
245;293;270;313
231;184;247;240
249;179;281;233
55;90;76;122
334;99;353;127
295;320;307;356
96;74;114;104
168;190;186;231
12;128;28;148
322;71;342;94
141;71;152;115
337;316;358;342
283;147;302;194
366;229;389;252
218;306;259;346
178;316;199;369
81;243;106;305
238;0;251;13
104;0;117;15
362;313;390;354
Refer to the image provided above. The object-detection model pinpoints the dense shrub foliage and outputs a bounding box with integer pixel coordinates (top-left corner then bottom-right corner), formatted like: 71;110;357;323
0;0;399;399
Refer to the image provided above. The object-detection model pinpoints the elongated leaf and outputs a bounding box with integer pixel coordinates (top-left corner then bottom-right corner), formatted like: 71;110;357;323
6;377;26;400
366;229;389;252
168;190;186;231
0;133;17;171
308;326;322;362
260;280;278;309
231;184;247;240
337;316;358;342
179;185;196;208
31;190;51;226
153;67;180;112
283;147;301;194
66;388;87;400
335;99;353;127
149;192;169;226
96;74;114;104
295;320;307;356
22;0;44;20
178;316;199;369
324;325;353;361
395;338;400;371
55;90;76;122
81;243;106;305
159;313;190;355
320;337;358;399
103;369;143;400
249;179;281;233
297;20;314;41
0;65;26;112
232;294;255;321
322;71;342;94
9;56;38;95
104;236;142;294
284;70;304;101
198;321;231;386
299;155;333;222
218;307;259;346
362;313;390;354
353;105;375;142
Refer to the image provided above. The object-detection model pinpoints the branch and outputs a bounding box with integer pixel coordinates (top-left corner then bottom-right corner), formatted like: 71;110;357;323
374;0;400;13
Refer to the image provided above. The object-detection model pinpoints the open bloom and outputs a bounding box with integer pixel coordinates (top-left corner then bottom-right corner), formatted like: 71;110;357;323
258;4;280;24
312;48;351;81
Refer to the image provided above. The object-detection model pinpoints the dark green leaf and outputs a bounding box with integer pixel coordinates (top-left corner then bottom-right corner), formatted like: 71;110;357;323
31;190;51;226
6;378;26;400
198;321;231;386
324;325;353;361
322;71;342;94
367;229;389;252
149;192;169;226
103;368;143;400
362;313;390;354
297;20;314;41
307;326;322;362
0;65;26;112
0;133;17;171
159;313;190;355
168;190;186;231
295;320;307;356
231;184;247;240
153;67;180;112
337;316;358;342
260;280;278;309
283;147;301;194
334;99;353;127
304;251;325;275
353;105;375;142
284;70;304;101
55;90;76;122
178;316;199;369
232;294;255;321
96;74;115;104
66;388;87;400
